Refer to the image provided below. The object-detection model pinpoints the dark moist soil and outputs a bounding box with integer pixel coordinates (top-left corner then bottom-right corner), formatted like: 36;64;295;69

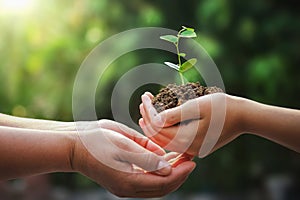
152;82;223;113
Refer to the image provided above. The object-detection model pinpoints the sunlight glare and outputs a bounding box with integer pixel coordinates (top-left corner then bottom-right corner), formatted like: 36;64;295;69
0;0;35;14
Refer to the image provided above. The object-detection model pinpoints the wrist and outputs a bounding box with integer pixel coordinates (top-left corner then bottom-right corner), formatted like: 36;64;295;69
54;131;79;173
68;131;81;172
235;97;259;135
227;95;248;137
68;130;93;174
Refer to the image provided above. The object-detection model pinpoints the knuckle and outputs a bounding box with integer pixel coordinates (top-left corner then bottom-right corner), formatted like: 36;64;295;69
97;119;109;127
165;112;177;124
169;116;178;124
143;153;158;171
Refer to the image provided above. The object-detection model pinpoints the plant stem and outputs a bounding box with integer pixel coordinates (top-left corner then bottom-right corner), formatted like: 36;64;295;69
176;30;184;85
179;73;185;85
175;43;181;67
175;31;184;85
175;43;184;85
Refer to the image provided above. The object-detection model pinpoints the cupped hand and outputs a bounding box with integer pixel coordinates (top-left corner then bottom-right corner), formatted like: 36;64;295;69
71;119;195;198
139;92;244;157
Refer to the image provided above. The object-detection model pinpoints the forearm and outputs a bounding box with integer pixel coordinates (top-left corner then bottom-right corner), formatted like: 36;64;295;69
241;98;300;152
0;113;75;131
0;126;75;180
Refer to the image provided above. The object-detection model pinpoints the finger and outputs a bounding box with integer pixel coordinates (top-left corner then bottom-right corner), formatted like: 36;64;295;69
141;99;179;149
99;120;165;156
141;116;182;144
141;94;165;127
131;161;195;193
182;152;194;160
169;153;194;167
139;103;145;117
164;152;193;167
144;91;154;99
117;140;172;176
140;104;175;140
156;98;202;127
98;120;142;139
139;103;149;123
148;119;203;155
129;161;196;197
140;118;181;152
139;104;162;134
139;118;163;146
139;118;160;138
140;104;161;134
141;110;200;154
160;94;220;127
139;118;172;149
164;152;181;161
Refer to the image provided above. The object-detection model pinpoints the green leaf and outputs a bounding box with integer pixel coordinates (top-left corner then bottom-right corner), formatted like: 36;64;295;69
164;62;180;71
179;30;197;38
179;58;197;72
179;53;186;57
182;26;195;32
160;35;178;43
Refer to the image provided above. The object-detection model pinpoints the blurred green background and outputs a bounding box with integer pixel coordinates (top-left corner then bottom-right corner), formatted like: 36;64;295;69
0;0;299;199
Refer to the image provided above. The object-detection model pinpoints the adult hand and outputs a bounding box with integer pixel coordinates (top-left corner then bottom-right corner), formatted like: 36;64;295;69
72;119;196;197
139;92;243;157
0;118;195;198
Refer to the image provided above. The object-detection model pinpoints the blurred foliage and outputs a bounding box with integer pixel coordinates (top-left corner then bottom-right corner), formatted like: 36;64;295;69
0;0;299;195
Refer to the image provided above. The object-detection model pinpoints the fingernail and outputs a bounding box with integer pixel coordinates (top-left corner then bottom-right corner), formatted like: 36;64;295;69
145;91;152;96
142;94;151;104
156;161;171;175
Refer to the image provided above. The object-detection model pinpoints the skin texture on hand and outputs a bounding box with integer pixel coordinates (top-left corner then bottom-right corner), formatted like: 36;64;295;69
0;126;74;180
0;113;77;131
240;98;300;152
139;92;242;156
73;132;195;197
0;114;104;131
139;92;300;157
72;119;196;197
0;116;195;198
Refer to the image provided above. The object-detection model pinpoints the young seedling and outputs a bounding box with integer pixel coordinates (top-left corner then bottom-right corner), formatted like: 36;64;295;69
160;26;197;85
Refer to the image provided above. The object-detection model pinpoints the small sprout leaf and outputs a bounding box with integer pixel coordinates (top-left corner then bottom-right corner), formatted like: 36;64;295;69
179;30;197;38
164;62;180;71
182;26;195;32
179;53;186;57
160;35;178;43
179;58;197;72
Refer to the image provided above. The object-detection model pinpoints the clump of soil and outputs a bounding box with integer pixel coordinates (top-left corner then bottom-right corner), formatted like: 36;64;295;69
152;82;223;113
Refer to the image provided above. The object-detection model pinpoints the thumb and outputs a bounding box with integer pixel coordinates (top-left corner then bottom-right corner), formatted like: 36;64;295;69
119;142;171;176
157;98;202;127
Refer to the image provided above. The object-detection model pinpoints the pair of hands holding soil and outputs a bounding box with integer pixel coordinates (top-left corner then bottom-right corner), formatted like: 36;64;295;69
1;91;299;198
